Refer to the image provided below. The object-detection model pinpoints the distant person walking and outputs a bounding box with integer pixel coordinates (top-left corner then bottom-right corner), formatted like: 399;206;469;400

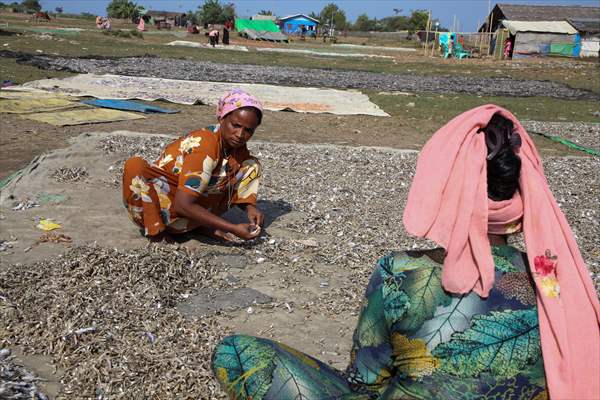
223;19;233;45
503;37;513;59
209;28;218;47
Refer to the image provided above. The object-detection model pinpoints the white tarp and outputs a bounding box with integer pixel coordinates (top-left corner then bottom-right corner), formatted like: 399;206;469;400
7;74;389;117
332;43;417;52
166;40;249;52
581;38;600;57
502;20;578;35
256;47;393;59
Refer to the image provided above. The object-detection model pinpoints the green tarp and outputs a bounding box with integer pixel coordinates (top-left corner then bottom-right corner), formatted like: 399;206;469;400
235;19;280;32
550;43;575;56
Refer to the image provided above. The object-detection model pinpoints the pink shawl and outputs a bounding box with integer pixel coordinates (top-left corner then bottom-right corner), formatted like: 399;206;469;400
403;104;600;399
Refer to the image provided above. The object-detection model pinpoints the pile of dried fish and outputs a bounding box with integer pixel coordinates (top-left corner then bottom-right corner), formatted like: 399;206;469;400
98;135;600;287
3;135;598;398
52;167;88;183
98;135;170;158
0;348;47;400
8;52;598;100
522;120;600;153
0;245;228;399
99;135;169;187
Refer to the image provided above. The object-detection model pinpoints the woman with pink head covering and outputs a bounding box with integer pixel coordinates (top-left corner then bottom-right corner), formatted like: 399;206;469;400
211;105;599;400
122;89;265;242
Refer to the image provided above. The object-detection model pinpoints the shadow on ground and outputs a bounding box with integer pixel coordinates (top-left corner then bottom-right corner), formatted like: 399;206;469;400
170;198;293;245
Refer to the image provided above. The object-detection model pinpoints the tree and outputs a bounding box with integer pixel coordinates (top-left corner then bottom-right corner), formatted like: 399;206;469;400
106;0;141;19
353;13;377;31
308;11;320;22
258;9;272;16
196;0;234;24
186;10;198;24
408;9;429;33
319;3;347;31
381;15;410;31
222;2;235;22
21;0;41;12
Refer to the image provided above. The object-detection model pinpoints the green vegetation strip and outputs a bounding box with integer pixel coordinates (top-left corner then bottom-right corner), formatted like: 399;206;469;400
530;132;600;157
0;168;23;190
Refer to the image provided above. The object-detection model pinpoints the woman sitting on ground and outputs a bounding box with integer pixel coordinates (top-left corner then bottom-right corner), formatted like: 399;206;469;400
211;105;600;399
122;89;264;242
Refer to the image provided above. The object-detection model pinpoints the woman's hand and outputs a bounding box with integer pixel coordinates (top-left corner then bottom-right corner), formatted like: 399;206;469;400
231;223;261;240
245;204;264;227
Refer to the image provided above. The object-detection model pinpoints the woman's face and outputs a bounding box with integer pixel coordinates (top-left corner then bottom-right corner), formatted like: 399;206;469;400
219;108;260;149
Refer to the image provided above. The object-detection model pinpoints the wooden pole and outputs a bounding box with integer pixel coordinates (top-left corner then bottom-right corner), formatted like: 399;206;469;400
431;26;437;57
479;19;485;55
475;19;480;49
423;10;431;56
487;11;493;55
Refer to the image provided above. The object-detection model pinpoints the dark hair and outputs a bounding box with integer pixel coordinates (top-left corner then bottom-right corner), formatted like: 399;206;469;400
239;106;263;125
484;113;521;201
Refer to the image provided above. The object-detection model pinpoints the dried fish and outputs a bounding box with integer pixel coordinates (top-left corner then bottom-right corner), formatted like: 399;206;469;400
52;167;88;183
12;198;39;211
522;121;600;153
2;135;599;399
19;54;598;100
36;232;72;245
0;239;17;252
0;350;46;400
1;245;228;399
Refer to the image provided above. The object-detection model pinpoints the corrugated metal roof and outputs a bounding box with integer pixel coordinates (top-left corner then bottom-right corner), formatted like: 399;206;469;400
502;20;578;35
497;4;600;21
568;18;600;34
251;15;277;21
279;14;320;23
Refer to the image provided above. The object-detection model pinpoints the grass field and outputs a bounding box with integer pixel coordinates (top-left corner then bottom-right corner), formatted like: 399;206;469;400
371;91;600;123
0;9;597;168
1;11;599;93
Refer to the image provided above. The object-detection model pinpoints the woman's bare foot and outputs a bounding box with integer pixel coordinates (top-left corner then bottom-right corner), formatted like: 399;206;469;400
195;226;236;242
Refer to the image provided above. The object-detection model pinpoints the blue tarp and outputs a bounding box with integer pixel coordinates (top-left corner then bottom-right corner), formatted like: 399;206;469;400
81;99;179;114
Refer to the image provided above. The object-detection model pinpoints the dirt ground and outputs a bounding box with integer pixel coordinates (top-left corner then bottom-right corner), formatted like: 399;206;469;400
0;102;582;181
2;130;597;399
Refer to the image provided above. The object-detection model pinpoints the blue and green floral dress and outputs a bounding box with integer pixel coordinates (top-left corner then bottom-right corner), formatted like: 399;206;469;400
212;246;547;400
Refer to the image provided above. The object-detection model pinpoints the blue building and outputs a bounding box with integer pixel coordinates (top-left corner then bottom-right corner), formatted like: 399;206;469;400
279;14;319;36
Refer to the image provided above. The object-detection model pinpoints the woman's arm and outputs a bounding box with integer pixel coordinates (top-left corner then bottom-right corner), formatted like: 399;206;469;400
174;190;259;240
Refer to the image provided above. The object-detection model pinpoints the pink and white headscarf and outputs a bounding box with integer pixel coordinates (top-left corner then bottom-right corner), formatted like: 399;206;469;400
216;89;263;120
403;104;600;399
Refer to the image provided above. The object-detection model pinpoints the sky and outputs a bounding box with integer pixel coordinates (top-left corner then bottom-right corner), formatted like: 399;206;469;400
39;0;599;31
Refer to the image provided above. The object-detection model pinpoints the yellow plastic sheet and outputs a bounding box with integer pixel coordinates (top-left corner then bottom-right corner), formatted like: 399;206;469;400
0;97;82;114
0;90;74;100
37;219;62;231
21;108;145;126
